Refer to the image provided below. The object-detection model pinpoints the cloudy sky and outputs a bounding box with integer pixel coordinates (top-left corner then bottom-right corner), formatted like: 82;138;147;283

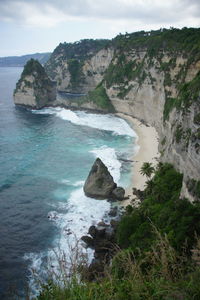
0;0;200;56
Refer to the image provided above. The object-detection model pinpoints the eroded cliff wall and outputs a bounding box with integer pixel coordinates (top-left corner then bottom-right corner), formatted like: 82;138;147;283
14;59;56;109
32;29;200;201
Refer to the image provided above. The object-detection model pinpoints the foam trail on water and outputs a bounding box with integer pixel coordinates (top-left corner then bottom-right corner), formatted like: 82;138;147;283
32;107;137;137
25;184;111;298
90;146;121;184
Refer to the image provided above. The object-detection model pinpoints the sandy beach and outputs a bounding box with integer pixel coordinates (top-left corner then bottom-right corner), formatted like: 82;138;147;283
117;113;160;203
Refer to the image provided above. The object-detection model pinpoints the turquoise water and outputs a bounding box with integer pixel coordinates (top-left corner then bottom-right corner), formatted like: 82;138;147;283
0;67;137;298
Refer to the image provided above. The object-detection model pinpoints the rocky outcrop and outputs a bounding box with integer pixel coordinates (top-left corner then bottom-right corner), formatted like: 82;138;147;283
14;59;56;109
83;158;125;200
45;39;113;94
19;28;199;202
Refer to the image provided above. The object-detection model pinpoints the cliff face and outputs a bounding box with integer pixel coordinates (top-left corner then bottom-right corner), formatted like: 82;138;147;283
14;59;56;109
104;47;200;202
45;39;112;93
44;28;200;202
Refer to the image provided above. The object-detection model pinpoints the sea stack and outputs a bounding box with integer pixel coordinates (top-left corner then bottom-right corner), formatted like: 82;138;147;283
13;59;56;109
84;158;125;200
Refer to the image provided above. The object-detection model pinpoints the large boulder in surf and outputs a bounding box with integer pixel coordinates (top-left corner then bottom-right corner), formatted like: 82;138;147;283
112;187;125;200
13;59;56;109
83;158;117;199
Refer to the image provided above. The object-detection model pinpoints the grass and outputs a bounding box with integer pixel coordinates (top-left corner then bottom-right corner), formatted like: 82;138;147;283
36;231;200;300
34;163;200;300
80;84;115;112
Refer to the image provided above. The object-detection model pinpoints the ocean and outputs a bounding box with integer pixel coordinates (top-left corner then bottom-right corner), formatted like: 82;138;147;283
0;67;137;299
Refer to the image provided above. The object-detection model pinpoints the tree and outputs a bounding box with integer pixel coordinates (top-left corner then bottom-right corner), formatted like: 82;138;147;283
140;162;155;178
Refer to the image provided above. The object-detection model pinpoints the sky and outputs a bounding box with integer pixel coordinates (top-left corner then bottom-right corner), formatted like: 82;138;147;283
0;0;200;57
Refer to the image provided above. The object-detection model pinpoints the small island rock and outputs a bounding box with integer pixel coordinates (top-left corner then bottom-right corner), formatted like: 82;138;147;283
83;158;117;199
13;59;56;109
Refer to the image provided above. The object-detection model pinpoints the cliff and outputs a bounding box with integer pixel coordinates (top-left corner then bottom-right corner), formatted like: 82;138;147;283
44;28;200;202
14;59;56;109
45;39;113;93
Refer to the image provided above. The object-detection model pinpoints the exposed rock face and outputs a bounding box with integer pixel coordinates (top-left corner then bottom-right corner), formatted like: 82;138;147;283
106;50;200;202
14;59;56;109
45;39;113;93
44;29;200;201
83;158;117;199
112;187;125;200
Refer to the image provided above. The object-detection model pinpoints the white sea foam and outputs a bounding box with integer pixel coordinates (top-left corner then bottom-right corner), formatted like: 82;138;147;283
90;146;121;184
72;180;85;187
25;187;111;297
60;179;70;185
26;109;134;297
32;107;137;137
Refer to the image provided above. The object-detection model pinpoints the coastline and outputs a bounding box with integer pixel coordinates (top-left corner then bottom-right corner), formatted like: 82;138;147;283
116;113;160;204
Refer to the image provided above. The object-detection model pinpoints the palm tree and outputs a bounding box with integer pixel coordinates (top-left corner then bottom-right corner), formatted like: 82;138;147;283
140;162;155;178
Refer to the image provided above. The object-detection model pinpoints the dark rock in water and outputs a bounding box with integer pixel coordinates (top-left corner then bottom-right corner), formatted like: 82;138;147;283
88;225;106;238
97;221;109;227
83;158;117;199
81;235;94;247
88;225;97;238
112;187;125;200
108;206;118;217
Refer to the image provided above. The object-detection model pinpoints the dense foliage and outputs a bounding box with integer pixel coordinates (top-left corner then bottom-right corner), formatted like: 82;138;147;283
112;27;200;58
67;59;84;88
163;71;200;120
81;84;115;111
117;163;200;252
14;59;54;104
53;39;110;61
21;58;46;77
36;164;200;300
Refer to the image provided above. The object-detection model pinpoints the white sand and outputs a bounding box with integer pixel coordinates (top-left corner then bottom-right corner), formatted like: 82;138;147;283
116;113;160;204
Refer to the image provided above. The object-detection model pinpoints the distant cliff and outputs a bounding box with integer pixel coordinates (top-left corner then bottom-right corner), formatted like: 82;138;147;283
14;59;56;109
44;28;200;202
45;39;112;93
0;52;51;67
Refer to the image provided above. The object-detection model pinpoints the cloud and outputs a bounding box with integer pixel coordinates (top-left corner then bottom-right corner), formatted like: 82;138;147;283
0;0;199;29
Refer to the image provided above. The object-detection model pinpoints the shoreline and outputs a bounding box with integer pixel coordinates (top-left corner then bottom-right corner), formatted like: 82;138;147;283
116;113;160;204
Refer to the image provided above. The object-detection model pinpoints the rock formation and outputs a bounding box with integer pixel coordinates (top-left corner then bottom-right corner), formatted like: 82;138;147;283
45;28;200;202
83;158;125;200
14;59;56;109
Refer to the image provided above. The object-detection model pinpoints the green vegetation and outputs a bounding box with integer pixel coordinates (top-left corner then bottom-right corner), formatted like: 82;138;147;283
140;162;155;178
117;163;200;252
45;39;109;80
67;59;84;88
104;58;146;90
187;178;200;200
174;124;183;143
53;39;109;61
194;113;200;125
37;235;200;300
81;84;115;112
36;163;200;300
14;59;52;96
113;28;200;60
163;71;200;120
21;58;46;77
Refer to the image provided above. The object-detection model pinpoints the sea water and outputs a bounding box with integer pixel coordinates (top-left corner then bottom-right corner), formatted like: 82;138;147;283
0;67;137;299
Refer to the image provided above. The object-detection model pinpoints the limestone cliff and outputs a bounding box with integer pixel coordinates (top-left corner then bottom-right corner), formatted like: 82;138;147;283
14;59;56;109
45;39;113;93
44;28;200;202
